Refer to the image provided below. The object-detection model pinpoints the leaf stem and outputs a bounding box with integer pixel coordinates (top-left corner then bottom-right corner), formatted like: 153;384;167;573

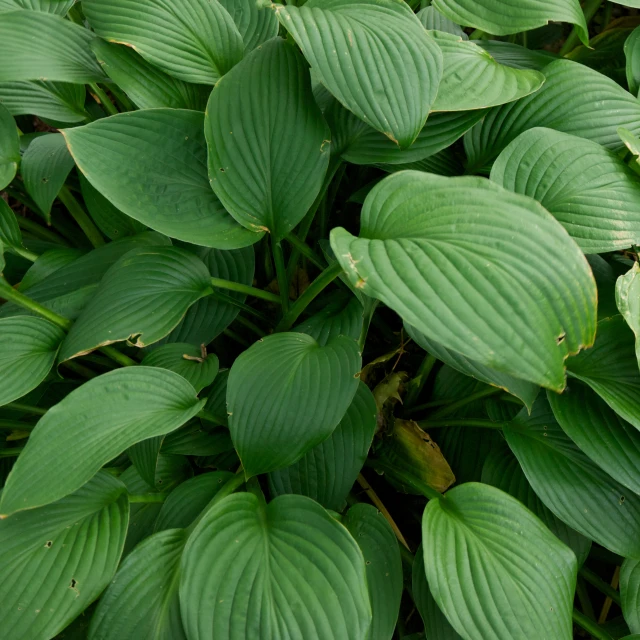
0;280;72;330
404;354;437;408
88;82;119;117
0;447;24;458
106;83;135;112
11;247;38;262
57;186;105;249
271;237;289;314
16;215;69;246
100;345;138;367
572;609;614;640
428;387;503;420
285;232;326;270
3;403;47;416
559;0;602;56
210;277;281;304
234;315;266;338
276;261;343;331
417;418;505;430
0;420;35;431
579;566;621;605
209;290;271;324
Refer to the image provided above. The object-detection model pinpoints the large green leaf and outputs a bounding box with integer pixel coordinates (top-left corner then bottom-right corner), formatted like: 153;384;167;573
405;322;539;409
63;109;260;248
227;332;361;477
504;400;640;557
491;127;640;253
330;171;597;391
83;0;243;85
422;482;577;640
0;367;204;516
0;198;23;255
276;0;443;148
268;381;376;510
621;558;640;635
431;31;544;111
474;39;558;70
59;246;212;361
0;0;76;14
432;0;587;42
142;343;219;392
465;59;640;171
0;316;64;408
626;26;640;96
91;40;209;111
417;5;466;38
566;315;640;430
0;80;87;123
206;38;329;240
617;261;640;366
0;472;128;640
18;248;82;291
0;10;103;82
218;0;278;52
0;102;20;189
21;133;74;222
549;383;640;496
343;503;402;640
89;528;188;640
180;492;371;640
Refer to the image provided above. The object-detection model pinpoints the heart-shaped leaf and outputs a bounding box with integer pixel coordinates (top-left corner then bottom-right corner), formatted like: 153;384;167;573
142;343;219;392
0;367;204;516
0;102;19;190
330;171;597;390
227;332;361;477
180;492;372;640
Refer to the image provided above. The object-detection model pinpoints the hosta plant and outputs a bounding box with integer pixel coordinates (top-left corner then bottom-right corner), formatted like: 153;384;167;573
4;0;640;639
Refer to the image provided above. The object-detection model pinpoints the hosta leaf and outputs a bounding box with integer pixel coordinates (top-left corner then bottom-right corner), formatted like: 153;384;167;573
380;147;464;176
465;59;640;171
127;436;165;490
431;31;544;111
276;0;443;148
180;492;371;640
18;248;82;291
63;109;260;248
330;171;597;390
0;80;86;123
0;0;75;13
343;504;402;640
0;198;23;253
0;102;19;189
617;262;640;366
566;316;640;430
491;127;640;253
83;0;243;85
218;0;278;52
161;423;233;457
206;38;330;240
0;10;103;82
21;133;74;221
89;528;188;640
268;381;377;510
622;558;640;635
91;40;209;111
626;26;640;96
422;482;577;640
227;332;361;477
504;399;640;557
0;367;204;515
481;441;591;566
549;383;640;496
417;5;466;38
142;343;219;392
432;0;587;42
0;316;64;407
0;472;128;640
59;246;213;361
405;322;539;409
474;40;558;70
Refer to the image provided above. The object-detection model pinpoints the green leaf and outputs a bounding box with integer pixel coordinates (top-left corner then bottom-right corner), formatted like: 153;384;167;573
206;38;330;240
161;423;233;457
417;5;467;38
127;437;165;489
343;503;402;640
228;332;361;477
481;440;591;566
504;399;640;557
21;133;74;222
0;10;103;82
621;558;640;635
431;31;544;111
89;528;188;640
617;262;640;366
405;322;539;409
330;171;597;391
180;492;372;640
549;383;640;496
422;482;577;640
0;102;20;189
218;0;278;52
432;0;587;43
59;246;213;361
91;40;209;111
18;248;82;290
0;472;128;640
491;127;640;253
0;0;76;13
276;0;443;147
566;315;640;430
142;343;219;392
465;59;640;172
63;109;260;248
0;80;87;123
268;381;377;510
474;39;558;70
0;367;204;516
626;26;640;96
0;316;64;408
83;0;244;85
0;198;23;253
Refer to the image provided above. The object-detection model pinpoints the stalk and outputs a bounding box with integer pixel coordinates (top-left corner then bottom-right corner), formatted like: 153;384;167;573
88;82;119;117
559;0;602;56
572;609;614;640
210;277;281;304
58;186;105;249
271;237;290;313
